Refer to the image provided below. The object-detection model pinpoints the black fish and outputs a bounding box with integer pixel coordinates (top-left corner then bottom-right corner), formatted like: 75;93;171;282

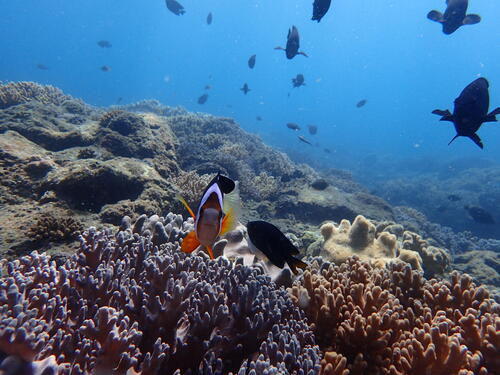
247;221;307;274
36;64;49;70
431;78;500;149
447;194;461;202
464;205;495;224
298;135;312;145
100;65;111;72
256;116;262;121
308;124;317;135
240;83;251;95
356;99;367;108
97;40;112;48
165;0;185;15
324;148;331;154
198;93;208;104
248;54;256;69
274;26;308;59
427;0;480;35
204;85;212;90
207;12;212;25
286;122;301;131
292;74;305;88
312;0;332;22
116;97;123;104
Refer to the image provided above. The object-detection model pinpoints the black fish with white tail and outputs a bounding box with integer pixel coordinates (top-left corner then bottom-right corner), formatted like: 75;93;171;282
240;83;251;95
427;0;480;35
292;74;305;88
198;93;209;104
431;78;500;149
275;26;308;59
165;0;185;15
246;220;307;274
248;54;256;69
286;122;301;131
312;0;332;22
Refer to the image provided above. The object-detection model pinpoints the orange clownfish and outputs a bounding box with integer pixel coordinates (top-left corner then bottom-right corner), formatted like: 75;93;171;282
178;173;240;259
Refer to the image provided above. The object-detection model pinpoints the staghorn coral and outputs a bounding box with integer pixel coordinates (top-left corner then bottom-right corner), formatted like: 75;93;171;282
0;214;320;375
171;170;213;207
0;82;72;109
27;213;83;243
289;256;500;375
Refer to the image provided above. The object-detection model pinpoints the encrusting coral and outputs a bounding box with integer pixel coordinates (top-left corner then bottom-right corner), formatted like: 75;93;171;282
317;215;451;277
289;256;500;375
0;213;320;375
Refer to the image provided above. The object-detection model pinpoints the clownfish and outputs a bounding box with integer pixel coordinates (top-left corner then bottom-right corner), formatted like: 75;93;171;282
178;173;240;259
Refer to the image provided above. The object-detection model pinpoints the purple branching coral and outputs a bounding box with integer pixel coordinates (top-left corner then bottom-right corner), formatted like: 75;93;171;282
0;214;320;375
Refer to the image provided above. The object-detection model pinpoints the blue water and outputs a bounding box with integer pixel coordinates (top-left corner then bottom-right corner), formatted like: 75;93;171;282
1;0;499;168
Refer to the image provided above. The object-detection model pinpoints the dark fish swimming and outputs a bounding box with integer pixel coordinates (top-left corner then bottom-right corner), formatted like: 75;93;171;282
240;83;251;95
286;122;301;131
248;54;256;69
447;194;461;202
427;0;480;35
116;97;123;104
292;74;305;88
312;0;332;22
274;26;308;59
100;65;111;72
324;148;331;154
298;135;312;145
36;64;49;70
464;205;495;224
165;0;186;15
256;116;262;121
204;85;212;90
356;99;367;108
198;93;209;104
431;78;500;149
207;12;212;25
246;220;307;274
179;173;240;259
97;40;112;48
308;124;318;135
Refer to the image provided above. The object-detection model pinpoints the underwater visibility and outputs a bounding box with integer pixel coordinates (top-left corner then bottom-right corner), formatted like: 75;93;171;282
1;1;499;374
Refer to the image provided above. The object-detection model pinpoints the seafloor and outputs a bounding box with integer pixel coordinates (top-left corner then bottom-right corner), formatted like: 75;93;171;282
0;81;499;375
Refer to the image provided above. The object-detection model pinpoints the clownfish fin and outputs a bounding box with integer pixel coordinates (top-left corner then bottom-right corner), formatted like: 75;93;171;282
206;246;215;260
177;194;196;219
181;231;200;253
221;182;242;235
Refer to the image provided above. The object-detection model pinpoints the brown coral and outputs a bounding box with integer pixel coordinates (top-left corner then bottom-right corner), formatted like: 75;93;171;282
27;213;83;243
0;81;70;109
289;256;500;375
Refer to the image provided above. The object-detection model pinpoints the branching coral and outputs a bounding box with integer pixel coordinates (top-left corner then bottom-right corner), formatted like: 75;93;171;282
289;256;500;375
171;170;212;207
27;213;83;243
0;214;320;375
0;82;70;109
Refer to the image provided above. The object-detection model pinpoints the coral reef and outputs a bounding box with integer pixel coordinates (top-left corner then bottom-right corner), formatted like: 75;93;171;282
171;170;213;207
27;213;82;243
0;81;73;109
0;215;320;375
309;215;450;277
289;256;500;375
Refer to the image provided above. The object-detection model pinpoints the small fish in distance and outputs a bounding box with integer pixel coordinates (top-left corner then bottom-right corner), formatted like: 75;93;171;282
240;83;251;95
248;54;256;69
356;99;367;108
207;12;212;25
308;124;317;135
298;135;312;145
165;0;185;15
97;40;112;48
431;78;500;149
464;205;495;224
312;0;332;22
178;173;240;259
286;123;301;131
427;0;480;35
198;93;209;104
256;116;262;121
275;26;308;59
292;74;305;88
246;220;308;274
36;64;49;70
100;65;111;72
